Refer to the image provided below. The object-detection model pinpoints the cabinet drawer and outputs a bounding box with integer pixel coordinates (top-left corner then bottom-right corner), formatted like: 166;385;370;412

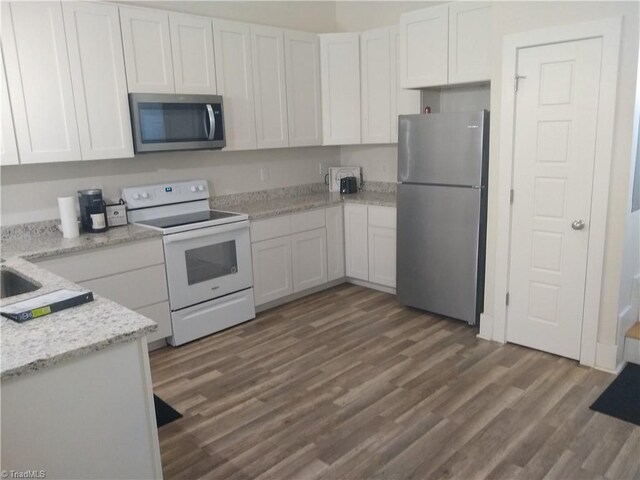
137;301;171;343
368;206;396;228
36;238;164;282
250;215;291;243
79;264;168;310
291;209;325;233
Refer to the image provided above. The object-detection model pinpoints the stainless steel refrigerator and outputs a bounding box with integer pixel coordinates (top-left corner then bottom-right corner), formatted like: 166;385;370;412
396;111;489;325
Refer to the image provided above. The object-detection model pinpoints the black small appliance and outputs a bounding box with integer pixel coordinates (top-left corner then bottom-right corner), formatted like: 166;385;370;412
78;189;108;233
340;176;358;194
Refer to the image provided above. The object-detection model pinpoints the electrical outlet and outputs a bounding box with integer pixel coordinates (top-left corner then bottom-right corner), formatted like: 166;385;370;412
260;167;270;182
318;162;323;175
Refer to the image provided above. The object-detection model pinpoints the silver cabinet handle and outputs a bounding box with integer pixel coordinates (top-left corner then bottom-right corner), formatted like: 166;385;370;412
571;220;585;230
207;104;215;140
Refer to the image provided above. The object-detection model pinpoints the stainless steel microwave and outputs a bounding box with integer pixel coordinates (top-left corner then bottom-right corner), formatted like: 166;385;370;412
129;93;225;153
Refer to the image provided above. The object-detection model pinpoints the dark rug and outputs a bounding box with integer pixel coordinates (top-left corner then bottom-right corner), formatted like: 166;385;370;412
590;363;640;426
154;394;183;428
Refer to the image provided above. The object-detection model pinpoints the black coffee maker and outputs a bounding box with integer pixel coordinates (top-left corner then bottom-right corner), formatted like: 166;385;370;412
78;189;108;233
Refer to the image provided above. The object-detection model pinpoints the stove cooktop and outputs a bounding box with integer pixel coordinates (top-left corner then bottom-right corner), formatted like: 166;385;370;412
136;210;242;230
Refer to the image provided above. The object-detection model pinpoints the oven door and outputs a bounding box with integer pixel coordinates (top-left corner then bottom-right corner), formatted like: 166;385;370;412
163;221;252;310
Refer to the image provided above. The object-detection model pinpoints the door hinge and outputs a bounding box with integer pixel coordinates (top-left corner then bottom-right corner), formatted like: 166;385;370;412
510;189;514;204
506;293;510;306
514;74;527;93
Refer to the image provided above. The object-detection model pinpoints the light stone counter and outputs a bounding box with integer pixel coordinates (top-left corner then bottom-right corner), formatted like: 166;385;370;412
213;185;396;221
0;224;161;381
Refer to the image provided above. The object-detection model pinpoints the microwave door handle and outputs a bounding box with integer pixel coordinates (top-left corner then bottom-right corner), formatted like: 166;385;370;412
203;108;210;138
207;104;215;140
164;221;248;244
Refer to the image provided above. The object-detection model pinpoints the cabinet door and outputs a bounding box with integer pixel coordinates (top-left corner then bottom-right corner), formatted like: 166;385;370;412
399;5;448;88
291;228;327;293
0;48;19;166
320;33;361;145
63;2;133;161
169;13;217;94
251;236;293;306
213;19;257;151
344;204;368;280
360;27;391;144
368;227;396;287
120;7;174;93
326;206;345;281
390;26;421;143
284;30;322;147
2;2;81;164
448;3;491;84
251;25;288;149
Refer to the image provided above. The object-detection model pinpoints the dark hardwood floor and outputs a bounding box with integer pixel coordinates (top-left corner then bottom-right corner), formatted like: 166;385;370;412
150;284;640;480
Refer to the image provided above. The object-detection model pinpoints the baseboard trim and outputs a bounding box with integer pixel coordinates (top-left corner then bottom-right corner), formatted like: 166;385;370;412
255;278;347;313
346;278;396;295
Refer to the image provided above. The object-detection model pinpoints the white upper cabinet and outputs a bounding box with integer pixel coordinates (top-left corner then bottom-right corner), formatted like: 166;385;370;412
251;25;288;149
400;3;492;88
120;7;174;93
448;2;491;84
284;30;322;147
320;33;361;145
213;19;257;151
399;4;448;88
1;47;19;166
360;27;391;144
169;13;217;94
63;2;133;160
2;2;81;164
390;26;421;143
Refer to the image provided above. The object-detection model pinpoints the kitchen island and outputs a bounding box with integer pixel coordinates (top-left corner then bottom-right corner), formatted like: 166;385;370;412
1;225;163;480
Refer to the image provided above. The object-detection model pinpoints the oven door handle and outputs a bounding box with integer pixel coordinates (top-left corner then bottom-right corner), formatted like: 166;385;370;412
164;221;249;244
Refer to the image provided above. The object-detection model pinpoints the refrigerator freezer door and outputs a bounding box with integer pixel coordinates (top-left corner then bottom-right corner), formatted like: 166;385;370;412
396;183;482;324
398;111;488;186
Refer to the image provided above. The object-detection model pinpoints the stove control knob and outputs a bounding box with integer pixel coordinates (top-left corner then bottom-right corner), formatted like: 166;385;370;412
141;192;149;199
190;186;197;192
132;193;140;200
197;185;205;192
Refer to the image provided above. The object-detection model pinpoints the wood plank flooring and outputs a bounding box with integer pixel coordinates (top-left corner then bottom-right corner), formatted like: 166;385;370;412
150;284;640;480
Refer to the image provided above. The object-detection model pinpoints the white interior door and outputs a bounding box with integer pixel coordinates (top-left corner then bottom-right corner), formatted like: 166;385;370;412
507;38;603;360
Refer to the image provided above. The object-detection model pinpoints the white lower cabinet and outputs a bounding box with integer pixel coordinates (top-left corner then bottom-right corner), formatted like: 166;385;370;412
345;204;397;288
35;238;171;345
291;228;327;292
251;208;335;307
368;226;396;287
326;206;345;281
344;204;369;280
251;236;293;305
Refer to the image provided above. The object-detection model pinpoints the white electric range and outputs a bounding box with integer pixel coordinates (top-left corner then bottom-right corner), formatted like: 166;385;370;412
121;180;255;346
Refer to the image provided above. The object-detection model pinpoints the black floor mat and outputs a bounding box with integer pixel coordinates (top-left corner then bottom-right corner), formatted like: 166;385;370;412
154;394;182;428
590;363;640;426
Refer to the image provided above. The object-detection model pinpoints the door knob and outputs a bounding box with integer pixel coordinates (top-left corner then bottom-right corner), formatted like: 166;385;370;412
571;220;585;230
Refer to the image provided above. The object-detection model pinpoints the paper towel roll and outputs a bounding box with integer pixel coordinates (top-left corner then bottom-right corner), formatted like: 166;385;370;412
58;196;79;239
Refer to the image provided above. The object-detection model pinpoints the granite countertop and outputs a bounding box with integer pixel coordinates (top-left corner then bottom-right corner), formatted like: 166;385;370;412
0;224;161;381
215;190;396;220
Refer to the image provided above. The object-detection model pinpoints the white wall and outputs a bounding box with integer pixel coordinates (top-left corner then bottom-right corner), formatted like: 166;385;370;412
0;147;338;225
617;48;640;364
